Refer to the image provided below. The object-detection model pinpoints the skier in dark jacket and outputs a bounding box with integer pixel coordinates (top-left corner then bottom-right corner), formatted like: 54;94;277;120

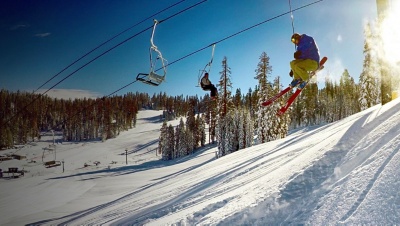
201;73;218;98
289;33;320;88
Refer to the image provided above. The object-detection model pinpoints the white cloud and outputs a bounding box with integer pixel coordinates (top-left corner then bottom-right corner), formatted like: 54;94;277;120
35;32;51;38
337;34;342;42
10;24;29;30
37;89;102;100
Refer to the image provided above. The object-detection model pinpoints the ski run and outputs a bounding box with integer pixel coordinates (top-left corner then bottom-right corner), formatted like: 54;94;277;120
1;98;400;225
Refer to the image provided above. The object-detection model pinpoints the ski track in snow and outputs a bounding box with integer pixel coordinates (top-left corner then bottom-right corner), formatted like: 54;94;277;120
307;103;400;225
1;99;400;225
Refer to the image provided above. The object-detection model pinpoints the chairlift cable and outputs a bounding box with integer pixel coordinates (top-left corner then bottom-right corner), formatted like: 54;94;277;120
289;0;296;50
156;0;323;71
33;0;186;94
39;0;206;92
1;0;208;128
158;0;207;24
289;0;295;35
106;80;139;97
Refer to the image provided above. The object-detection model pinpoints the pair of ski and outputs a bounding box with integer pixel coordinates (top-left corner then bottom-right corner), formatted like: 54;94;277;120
261;56;328;116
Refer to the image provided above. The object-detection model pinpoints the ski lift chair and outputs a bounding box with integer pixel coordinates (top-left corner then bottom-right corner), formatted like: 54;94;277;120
137;72;165;86
196;44;216;89
136;19;167;86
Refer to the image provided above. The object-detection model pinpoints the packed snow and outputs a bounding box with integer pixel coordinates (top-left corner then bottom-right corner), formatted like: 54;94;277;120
1;98;400;225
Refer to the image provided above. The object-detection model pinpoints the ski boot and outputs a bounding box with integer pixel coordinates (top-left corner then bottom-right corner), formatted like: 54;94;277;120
298;81;308;90
290;79;301;88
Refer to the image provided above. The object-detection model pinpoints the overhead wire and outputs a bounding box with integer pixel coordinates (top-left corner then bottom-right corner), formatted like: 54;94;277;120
289;0;297;50
158;0;323;71
289;0;295;35
1;0;208;129
37;0;207;98
33;0;187;94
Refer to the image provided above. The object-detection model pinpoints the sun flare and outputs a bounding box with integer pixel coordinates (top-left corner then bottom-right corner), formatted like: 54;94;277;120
379;0;400;65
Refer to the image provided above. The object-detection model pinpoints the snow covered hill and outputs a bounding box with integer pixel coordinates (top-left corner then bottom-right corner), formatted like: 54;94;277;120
1;99;400;225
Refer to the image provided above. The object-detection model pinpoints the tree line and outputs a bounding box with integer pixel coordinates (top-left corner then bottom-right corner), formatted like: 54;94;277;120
0;91;209;149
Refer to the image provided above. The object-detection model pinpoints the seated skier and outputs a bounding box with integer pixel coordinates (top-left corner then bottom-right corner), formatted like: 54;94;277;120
200;72;218;98
289;33;320;89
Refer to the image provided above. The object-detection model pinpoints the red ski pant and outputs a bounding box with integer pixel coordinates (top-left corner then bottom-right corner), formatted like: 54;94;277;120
290;59;318;81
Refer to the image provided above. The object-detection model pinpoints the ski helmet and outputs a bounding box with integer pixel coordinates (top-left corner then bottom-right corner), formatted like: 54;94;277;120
291;33;301;44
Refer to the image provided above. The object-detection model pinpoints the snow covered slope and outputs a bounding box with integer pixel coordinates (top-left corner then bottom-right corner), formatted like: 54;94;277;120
1;99;400;225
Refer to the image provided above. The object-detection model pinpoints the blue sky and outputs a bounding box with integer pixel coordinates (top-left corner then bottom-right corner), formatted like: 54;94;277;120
1;0;378;99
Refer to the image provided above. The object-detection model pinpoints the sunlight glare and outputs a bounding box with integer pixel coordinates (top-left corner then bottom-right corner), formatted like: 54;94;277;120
379;0;400;66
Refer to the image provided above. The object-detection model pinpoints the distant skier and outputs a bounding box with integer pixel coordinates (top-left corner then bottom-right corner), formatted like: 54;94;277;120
289;33;320;89
201;72;218;98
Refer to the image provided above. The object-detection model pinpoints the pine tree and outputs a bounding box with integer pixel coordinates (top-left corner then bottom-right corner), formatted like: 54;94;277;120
186;99;197;150
272;77;289;139
238;109;245;150
320;74;336;123
300;82;319;126
225;113;234;154
166;124;175;160
217;56;233;117
185;126;194;156
176;118;186;158
254;52;273;144
244;88;253;117
251;86;259;121
340;69;359;118
159;121;168;159
229;110;239;153
209;97;218;143
216;116;227;157
359;22;380;110
234;88;242;108
244;109;254;148
216;56;233;156
174;121;181;158
196;114;206;148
